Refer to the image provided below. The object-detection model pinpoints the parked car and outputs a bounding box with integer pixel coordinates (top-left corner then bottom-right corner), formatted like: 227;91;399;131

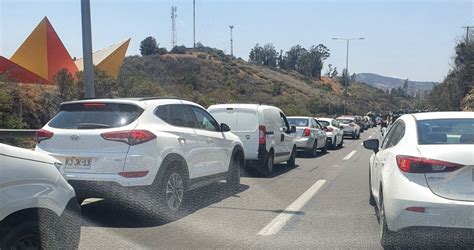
354;115;366;132
363;112;474;248
336;116;361;139
286;116;327;156
208;104;296;177
36;98;244;222
0;143;81;249
317;118;344;149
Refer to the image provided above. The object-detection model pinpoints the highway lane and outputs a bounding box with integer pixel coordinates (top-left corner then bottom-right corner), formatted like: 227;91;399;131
78;128;381;249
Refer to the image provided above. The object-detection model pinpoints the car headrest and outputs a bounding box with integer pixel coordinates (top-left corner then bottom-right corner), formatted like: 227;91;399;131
423;133;447;144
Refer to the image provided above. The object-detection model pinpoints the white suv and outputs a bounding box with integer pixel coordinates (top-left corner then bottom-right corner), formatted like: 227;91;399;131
1;143;81;249
36;98;244;221
208;104;296;177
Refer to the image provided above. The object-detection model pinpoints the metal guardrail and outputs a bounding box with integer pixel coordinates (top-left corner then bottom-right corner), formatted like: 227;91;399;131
0;129;37;139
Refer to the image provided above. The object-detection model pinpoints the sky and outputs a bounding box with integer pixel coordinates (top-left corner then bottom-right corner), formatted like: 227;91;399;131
1;0;473;82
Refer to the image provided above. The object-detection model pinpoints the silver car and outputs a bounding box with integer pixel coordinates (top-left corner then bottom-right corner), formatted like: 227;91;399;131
287;116;327;156
336;116;361;139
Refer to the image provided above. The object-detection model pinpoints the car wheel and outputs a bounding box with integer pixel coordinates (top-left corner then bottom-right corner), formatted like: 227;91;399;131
331;137;338;150
0;210;62;249
321;143;328;154
379;197;398;248
287;146;296;167
310;140;318;157
156;165;187;222
339;137;344;148
226;152;242;190
357;132;361;139
352;132;356;139
263;150;274;177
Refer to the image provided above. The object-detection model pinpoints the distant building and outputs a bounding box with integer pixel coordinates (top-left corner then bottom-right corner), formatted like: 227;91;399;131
0;17;130;84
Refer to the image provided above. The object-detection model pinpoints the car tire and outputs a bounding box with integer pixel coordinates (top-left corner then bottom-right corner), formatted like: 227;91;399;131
321;143;328;154
287;146;296;167
339;137;344;148
263;150;274;177
357;132;361;139
351;132;356;139
154;163;187;222
226;151;242;190
310;140;318;157
379;197;398;248
0;210;63;249
331;137;338;150
369;171;376;207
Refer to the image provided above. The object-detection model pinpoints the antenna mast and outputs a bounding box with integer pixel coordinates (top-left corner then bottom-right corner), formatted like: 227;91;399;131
171;6;177;47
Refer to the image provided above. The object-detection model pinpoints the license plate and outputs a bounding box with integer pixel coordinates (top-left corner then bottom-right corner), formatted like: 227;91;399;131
65;157;92;169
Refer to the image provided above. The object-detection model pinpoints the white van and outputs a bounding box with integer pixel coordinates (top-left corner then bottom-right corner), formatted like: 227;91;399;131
208;104;296;176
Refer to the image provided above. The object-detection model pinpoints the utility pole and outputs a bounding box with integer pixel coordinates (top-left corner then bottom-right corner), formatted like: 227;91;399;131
193;0;196;48
171;6;177;48
462;26;474;43
81;0;94;98
332;37;364;115
229;25;234;56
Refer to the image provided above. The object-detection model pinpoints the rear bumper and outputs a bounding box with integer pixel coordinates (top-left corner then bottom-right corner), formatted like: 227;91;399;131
69;179;149;199
246;145;268;168
295;137;314;149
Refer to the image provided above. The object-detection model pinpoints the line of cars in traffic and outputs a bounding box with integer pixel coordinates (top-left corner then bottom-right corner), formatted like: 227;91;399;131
1;97;369;248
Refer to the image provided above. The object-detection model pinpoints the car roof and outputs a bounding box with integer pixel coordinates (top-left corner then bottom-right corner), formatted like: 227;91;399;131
410;112;474;121
317;117;333;121
208;103;280;110
287;116;312;119
61;97;205;110
336;116;355;119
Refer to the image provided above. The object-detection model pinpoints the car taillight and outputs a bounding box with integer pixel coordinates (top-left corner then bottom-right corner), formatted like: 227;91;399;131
259;125;266;145
396;155;464;173
303;128;311;137
36;129;54;143
101;130;156;146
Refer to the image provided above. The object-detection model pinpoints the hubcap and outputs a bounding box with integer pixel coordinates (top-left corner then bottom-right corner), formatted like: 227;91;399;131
165;173;184;211
12;234;39;250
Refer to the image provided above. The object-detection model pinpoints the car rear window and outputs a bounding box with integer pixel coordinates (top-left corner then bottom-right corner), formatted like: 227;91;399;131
417;119;474;144
48;102;144;129
288;118;309;127
318;120;330;127
210;109;257;132
337;119;354;124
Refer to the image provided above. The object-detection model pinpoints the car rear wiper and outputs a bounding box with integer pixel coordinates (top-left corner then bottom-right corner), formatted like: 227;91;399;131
76;123;111;129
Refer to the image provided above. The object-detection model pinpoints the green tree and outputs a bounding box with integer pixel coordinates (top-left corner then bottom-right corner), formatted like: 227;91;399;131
284;45;305;71
53;68;75;102
263;44;278;68
140;36;159;56
249;44;265;65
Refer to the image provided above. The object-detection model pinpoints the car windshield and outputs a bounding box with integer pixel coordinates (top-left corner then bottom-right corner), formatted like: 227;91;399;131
1;0;473;249
417;119;474;144
287;118;309;127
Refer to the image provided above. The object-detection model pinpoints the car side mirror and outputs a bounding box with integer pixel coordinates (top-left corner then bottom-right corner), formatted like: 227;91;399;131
290;125;296;133
363;139;379;153
220;123;231;132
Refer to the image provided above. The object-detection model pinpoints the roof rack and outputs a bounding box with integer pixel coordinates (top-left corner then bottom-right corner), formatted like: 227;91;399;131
137;96;182;101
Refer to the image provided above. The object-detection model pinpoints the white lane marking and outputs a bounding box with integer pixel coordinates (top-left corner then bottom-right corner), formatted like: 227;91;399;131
257;180;327;236
81;198;103;205
343;150;357;160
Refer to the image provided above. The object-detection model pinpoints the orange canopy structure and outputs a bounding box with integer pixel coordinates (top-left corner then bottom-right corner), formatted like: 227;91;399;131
0;17;130;84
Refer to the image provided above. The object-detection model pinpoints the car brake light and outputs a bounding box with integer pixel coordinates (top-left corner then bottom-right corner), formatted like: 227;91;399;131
101;130;156;146
83;103;106;108
396;155;464;173
36;129;54;143
303;128;311;137
259;125;266;145
405;207;425;213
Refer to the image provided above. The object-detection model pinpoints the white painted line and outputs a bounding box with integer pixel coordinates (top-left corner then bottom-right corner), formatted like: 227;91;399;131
81;198;103;205
343;150;357;160
257;180;326;236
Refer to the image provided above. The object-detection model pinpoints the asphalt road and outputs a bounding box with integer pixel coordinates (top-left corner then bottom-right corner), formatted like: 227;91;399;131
78;127;382;249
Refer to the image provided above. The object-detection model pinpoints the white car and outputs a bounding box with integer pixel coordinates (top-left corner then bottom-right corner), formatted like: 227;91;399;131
363;112;474;247
336;116;361;139
0;143;81;249
208;104;296;177
317;118;344;149
287;116;327;156
36;98;244;222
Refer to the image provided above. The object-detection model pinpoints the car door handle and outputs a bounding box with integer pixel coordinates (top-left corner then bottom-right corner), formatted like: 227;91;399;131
280;134;284;141
178;137;186;143
207;138;214;143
